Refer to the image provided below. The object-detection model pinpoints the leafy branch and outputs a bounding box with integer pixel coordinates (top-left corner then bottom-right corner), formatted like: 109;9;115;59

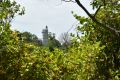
62;0;120;36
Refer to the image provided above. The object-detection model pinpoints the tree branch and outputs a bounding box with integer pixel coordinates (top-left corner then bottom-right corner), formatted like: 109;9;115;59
62;0;76;3
94;5;102;17
75;0;120;36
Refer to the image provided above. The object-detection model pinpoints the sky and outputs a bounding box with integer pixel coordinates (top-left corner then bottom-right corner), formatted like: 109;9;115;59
11;0;94;39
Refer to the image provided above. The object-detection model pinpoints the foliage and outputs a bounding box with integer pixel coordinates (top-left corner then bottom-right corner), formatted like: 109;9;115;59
0;33;104;80
20;31;42;46
72;0;120;79
0;0;120;80
0;0;24;79
48;32;61;51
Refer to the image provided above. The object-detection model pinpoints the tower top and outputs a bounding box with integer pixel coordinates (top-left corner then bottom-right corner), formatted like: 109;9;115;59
46;25;48;29
42;26;48;33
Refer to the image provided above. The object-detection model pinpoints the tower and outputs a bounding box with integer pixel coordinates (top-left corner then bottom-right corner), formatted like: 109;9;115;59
42;26;48;46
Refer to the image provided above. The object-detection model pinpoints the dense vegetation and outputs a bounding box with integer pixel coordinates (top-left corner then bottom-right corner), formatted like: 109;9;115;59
0;0;120;80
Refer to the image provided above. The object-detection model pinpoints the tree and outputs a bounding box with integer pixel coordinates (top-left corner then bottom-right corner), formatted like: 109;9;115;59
0;0;120;79
59;32;71;49
0;0;24;79
63;0;120;35
48;32;61;51
63;0;120;79
21;31;42;46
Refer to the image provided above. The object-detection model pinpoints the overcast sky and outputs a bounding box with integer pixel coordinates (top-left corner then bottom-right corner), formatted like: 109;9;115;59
11;0;94;39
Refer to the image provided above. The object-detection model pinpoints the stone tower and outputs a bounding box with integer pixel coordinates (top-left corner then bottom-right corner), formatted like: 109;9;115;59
42;26;48;46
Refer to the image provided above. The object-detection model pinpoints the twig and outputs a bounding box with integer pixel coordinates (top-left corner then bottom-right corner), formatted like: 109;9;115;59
62;0;76;3
94;5;102;17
